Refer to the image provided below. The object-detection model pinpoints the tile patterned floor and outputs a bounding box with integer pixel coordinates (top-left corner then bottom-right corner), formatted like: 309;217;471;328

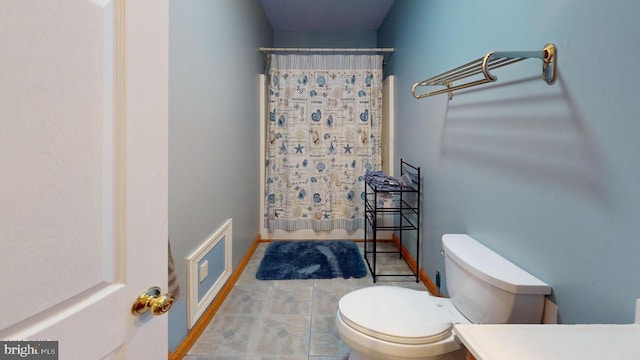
185;241;427;360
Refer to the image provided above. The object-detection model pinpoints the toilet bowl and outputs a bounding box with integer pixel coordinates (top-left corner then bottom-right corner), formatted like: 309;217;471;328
336;286;470;360
336;234;551;360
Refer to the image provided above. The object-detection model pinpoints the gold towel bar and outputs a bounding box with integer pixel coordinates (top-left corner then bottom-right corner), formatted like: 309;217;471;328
411;43;557;100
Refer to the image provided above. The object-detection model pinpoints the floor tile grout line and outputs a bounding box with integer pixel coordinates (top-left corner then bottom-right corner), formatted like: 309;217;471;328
251;283;269;357
307;281;319;358
308;281;315;359
253;244;273;357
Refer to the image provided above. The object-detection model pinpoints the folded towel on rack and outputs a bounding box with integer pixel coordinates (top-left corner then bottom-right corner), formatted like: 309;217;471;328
364;170;418;191
364;170;401;191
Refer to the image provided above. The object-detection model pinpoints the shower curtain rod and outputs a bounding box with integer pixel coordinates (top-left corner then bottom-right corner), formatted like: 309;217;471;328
259;47;394;53
259;47;394;69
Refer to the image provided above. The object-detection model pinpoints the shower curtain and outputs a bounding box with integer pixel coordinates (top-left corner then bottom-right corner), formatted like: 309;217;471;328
265;54;383;232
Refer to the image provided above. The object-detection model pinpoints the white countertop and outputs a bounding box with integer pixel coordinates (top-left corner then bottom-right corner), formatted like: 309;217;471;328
454;324;640;360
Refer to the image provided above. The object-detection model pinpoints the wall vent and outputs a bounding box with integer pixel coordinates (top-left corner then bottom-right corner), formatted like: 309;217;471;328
186;218;232;329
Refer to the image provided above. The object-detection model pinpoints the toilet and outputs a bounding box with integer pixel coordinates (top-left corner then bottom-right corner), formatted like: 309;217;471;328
336;234;552;360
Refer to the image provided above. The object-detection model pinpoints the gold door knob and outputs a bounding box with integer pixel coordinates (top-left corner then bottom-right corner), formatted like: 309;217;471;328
131;286;175;316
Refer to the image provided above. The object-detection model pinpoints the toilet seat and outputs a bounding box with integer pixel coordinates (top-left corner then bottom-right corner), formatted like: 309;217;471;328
338;286;462;345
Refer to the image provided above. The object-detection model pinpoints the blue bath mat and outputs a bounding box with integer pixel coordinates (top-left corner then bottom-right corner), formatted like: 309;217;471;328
256;240;368;280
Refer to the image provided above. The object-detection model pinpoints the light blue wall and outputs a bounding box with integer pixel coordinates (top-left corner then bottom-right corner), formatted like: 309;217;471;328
274;30;377;48
378;0;640;324
168;0;272;352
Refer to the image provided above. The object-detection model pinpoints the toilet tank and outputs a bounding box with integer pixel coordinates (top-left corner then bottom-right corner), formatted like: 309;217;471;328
442;234;551;324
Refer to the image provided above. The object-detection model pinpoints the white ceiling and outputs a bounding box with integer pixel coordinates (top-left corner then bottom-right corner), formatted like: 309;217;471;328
259;0;395;31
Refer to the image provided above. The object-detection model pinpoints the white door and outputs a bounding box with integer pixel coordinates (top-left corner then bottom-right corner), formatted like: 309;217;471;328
0;0;169;359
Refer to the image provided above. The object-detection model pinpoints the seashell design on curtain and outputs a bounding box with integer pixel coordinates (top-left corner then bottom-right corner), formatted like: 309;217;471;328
264;54;383;232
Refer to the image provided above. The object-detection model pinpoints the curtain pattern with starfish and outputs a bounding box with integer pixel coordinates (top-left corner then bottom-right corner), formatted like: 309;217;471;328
265;54;383;232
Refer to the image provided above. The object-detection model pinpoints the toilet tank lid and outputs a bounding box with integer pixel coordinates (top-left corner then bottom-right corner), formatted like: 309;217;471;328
442;234;551;295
